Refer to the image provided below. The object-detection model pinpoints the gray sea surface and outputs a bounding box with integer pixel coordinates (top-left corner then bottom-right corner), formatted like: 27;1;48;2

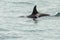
0;0;60;40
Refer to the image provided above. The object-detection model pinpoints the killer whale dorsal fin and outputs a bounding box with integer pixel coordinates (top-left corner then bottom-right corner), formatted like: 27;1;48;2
31;5;38;15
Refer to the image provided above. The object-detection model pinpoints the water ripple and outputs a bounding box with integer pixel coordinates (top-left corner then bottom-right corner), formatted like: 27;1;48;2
11;2;34;5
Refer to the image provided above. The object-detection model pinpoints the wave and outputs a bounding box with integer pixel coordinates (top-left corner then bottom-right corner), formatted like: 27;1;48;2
11;2;34;5
55;13;60;16
0;28;9;31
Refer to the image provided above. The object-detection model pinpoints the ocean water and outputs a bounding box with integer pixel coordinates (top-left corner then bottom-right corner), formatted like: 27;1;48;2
0;0;60;40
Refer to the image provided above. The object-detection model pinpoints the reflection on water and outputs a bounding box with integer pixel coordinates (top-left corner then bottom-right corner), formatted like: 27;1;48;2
33;18;38;23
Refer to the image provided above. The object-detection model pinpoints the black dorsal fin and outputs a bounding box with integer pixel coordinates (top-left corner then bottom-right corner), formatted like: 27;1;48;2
31;5;38;15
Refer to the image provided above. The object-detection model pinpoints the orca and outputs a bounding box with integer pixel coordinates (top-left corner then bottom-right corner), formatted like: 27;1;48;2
19;5;50;19
27;5;50;18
